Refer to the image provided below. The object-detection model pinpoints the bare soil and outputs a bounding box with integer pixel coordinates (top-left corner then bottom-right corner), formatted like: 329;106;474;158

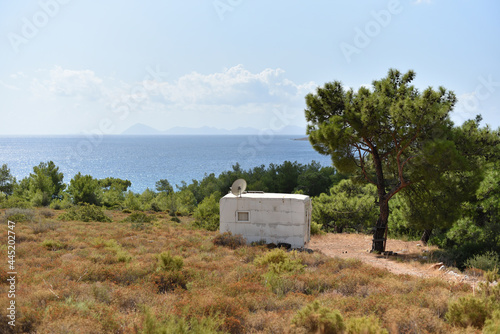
309;233;480;285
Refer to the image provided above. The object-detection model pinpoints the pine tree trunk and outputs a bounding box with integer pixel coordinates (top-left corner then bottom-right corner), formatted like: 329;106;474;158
372;199;389;253
370;147;390;253
421;229;432;245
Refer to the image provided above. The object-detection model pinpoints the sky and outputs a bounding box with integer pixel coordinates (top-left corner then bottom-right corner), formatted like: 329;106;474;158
0;0;499;135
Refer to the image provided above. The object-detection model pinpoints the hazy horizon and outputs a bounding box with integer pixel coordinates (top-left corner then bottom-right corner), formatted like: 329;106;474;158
1;1;499;135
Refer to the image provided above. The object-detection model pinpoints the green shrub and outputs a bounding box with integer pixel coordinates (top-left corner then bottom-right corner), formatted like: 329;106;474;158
464;251;500;272
123;212;156;230
67;172;102;205
42;239;66;251
290;300;345;334
483;309;500;334
0;196;31;209
346;316;388;334
124;191;141;211
311;221;325;235
170;216;181;223
123;212;155;223
116;250;132;263
92;238;132;263
254;248;305;274
263;271;301;297
213;232;246;249
59;204;112;222
31;190;51;207
193;193;220;231
49;194;73;210
157;252;183;272
446;296;489;328
254;248;290;266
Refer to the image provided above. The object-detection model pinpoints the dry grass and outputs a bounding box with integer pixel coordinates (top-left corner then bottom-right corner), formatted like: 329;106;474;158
0;208;480;333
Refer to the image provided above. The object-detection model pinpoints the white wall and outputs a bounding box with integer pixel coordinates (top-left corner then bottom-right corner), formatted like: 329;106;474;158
219;193;311;248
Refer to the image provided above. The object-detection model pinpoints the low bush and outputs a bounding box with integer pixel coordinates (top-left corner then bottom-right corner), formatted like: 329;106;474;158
39;209;55;218
30;221;60;234
311;221;325;235
464;251;500;272
123;212;155;223
49;194;73;210
446;296;489;329
290;300;345;334
42;239;66;251
59;204;112;222
157;252;183;272
153;272;188;293
346;316;388;334
0;196;31;209
483;309;500;334
92;238;132;263
254;248;305;274
123;212;155;230
4;208;36;222
141;307;223;334
213;232;246;249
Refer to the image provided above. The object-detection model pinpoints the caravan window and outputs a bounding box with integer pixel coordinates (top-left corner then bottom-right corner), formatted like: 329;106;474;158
237;211;249;222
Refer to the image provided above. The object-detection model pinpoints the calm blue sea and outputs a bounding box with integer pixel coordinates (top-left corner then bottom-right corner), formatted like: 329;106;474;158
0;135;332;193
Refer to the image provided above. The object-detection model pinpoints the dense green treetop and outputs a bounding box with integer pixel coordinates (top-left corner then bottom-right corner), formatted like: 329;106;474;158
305;68;498;251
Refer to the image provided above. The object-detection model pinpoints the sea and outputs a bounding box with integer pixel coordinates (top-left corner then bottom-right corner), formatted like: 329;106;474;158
0;135;333;193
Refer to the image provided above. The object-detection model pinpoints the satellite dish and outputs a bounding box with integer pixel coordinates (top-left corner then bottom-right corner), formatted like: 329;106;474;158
231;179;247;196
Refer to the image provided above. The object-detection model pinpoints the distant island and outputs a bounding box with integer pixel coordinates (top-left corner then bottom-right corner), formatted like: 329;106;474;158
121;123;307;136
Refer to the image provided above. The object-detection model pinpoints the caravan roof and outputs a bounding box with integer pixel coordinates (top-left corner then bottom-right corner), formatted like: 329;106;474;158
223;192;309;200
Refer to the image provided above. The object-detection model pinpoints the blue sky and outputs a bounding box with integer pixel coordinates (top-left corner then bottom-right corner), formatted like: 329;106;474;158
0;0;499;135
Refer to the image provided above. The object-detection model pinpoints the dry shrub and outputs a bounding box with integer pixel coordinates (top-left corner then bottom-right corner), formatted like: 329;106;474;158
91;282;112;304
297;271;337;295
298;252;329;267
113;286;146;312
335;269;371;296
225;280;268;298
290;300;345;334
277;292;313;311
39;208;55;218
26;289;60;309
174;289;247;323
153;272;187;293
4;208;36;222
419;287;452;319
213;231;246;249
384;306;447;334
245;310;292;333
30;220;60;234
223;316;244;334
0;305;41;334
37;316;103;333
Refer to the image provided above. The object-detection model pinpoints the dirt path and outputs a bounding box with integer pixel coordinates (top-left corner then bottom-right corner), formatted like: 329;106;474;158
309;233;479;285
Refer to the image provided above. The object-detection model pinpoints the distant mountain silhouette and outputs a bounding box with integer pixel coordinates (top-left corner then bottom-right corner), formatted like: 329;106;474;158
121;123;306;135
